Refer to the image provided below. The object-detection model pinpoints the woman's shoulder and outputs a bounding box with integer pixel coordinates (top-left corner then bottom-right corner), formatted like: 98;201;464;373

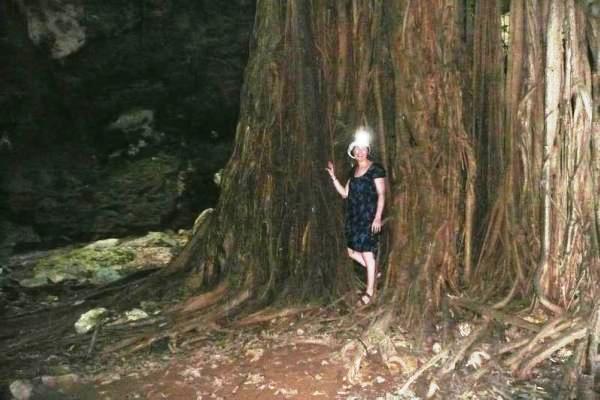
370;162;386;178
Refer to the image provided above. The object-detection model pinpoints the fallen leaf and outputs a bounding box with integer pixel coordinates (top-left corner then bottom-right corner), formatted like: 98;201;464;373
426;380;440;398
245;348;264;362
466;350;490;369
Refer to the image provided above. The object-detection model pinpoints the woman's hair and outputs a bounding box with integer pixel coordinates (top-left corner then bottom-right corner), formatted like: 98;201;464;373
347;127;373;159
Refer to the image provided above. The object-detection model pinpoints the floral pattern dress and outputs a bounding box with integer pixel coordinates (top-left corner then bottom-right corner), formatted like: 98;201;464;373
345;162;386;253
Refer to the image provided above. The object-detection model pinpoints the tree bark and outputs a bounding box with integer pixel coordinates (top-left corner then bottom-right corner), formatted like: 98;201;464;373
158;0;598;326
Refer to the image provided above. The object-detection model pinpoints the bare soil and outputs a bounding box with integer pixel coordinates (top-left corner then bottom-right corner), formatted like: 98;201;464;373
47;310;565;400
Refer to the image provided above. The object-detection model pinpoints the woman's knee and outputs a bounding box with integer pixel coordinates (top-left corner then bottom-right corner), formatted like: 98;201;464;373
362;252;375;264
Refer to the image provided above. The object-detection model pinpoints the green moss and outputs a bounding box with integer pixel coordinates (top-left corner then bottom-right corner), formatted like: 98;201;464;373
34;246;135;284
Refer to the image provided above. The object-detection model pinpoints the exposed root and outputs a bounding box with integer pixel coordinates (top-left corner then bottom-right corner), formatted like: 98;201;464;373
560;340;587;399
497;337;531;355
441;320;490;374
515;324;587;379
340;309;394;383
377;335;417;374
491;273;520;310
175;281;229;314
233;306;316;327
449;296;540;332
505;316;575;370
397;349;449;395
341;339;368;385
587;301;600;387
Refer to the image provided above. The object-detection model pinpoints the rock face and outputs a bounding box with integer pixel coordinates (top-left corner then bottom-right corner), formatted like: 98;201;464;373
0;0;255;259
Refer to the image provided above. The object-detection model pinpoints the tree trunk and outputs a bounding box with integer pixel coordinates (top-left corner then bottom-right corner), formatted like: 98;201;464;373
473;0;598;312
156;0;598;326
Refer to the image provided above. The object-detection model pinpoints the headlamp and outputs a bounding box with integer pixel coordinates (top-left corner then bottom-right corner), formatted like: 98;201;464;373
347;128;372;159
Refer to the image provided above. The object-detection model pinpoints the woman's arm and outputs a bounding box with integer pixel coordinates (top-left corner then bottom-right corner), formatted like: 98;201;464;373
331;177;349;198
371;177;385;233
326;161;349;198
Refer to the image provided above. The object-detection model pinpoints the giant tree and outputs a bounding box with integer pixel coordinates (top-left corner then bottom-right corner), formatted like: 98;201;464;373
3;0;599;390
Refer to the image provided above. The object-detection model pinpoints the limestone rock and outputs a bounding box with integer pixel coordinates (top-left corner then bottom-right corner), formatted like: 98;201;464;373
125;308;149;321
84;238;120;250
41;373;80;390
9;379;33;400
75;308;107;334
22;1;86;59
19;276;49;288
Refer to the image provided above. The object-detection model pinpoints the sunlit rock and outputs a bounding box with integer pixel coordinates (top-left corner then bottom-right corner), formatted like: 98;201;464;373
19;276;49;288
14;230;187;287
107;109;166;158
9;379;33;400
122;231;178;248
75;308;107;334
90;268;122;284
32;246;135;285
46;271;79;284
125;308;149;321
20;1;86;59
41;373;80;390
84;238;120;250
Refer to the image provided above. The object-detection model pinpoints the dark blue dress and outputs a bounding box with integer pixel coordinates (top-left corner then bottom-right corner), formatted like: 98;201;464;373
345;163;386;253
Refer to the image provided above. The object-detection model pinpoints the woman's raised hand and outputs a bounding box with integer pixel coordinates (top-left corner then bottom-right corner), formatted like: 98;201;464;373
325;161;335;179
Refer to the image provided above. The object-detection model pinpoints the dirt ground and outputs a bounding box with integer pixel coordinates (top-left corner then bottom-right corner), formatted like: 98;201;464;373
0;251;574;400
23;308;564;400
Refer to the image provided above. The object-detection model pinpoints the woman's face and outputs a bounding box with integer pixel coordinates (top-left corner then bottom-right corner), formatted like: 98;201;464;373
353;146;369;160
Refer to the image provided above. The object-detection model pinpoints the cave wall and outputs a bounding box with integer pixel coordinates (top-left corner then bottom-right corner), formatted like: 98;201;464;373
0;0;255;258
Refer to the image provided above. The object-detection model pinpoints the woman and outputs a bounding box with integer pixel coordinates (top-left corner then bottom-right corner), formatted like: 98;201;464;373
326;131;386;306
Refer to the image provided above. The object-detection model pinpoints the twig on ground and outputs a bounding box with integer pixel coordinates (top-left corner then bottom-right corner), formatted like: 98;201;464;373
86;320;102;358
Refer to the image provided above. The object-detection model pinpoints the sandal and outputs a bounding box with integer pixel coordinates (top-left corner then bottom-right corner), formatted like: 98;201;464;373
357;292;373;307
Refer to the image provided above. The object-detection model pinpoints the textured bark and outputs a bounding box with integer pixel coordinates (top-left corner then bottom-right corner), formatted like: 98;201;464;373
161;0;598;325
474;0;598;312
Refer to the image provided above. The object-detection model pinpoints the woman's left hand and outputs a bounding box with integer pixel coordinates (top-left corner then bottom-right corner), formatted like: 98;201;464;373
371;217;382;233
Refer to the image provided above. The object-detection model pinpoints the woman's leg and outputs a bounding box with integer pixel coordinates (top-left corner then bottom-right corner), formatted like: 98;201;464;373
360;251;376;297
347;248;367;267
